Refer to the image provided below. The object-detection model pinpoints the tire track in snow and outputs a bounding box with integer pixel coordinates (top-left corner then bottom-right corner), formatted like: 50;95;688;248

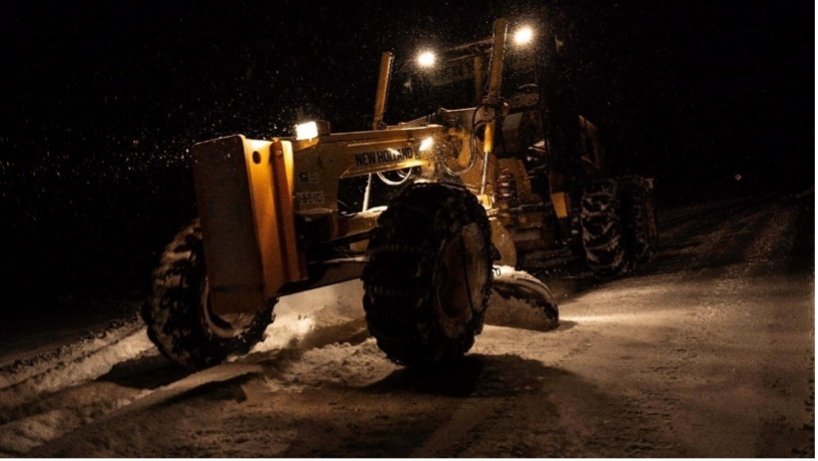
0;283;376;456
0;320;157;455
0;319;150;390
0;321;154;413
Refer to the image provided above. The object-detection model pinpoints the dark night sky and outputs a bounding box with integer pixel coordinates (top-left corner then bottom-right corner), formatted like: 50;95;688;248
0;1;814;311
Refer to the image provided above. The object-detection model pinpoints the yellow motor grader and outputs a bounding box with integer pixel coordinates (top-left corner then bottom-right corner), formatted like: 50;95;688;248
143;18;654;369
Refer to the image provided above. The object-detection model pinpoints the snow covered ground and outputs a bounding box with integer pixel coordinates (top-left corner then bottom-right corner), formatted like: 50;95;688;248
0;192;813;457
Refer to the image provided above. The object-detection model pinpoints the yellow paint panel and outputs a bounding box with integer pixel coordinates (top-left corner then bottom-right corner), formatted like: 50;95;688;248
490;218;517;267
551;192;568;218
244;140;286;301
272;140;306;283
192;135;268;315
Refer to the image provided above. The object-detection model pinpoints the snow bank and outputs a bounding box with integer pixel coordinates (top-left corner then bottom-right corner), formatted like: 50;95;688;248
277;338;397;388
0;385;139;456
486;293;558;330
242;280;398;387
0;318;155;455
251;280;365;354
0;320;155;411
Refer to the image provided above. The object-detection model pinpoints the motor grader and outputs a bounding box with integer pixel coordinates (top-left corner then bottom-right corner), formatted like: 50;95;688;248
143;18;654;369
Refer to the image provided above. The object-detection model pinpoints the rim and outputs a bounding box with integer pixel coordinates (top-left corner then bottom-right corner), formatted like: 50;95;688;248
201;279;256;339
434;223;487;336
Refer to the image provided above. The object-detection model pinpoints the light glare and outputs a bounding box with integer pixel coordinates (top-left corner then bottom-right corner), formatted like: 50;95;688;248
514;26;534;46
417;51;436;68
295;121;318;140
419;136;434;151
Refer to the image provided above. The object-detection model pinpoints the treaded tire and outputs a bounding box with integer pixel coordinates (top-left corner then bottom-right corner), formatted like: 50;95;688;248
141;219;274;369
581;179;629;276
362;182;493;367
619;176;659;264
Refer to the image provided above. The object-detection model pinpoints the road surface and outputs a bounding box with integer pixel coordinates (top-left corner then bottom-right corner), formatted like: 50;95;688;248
0;191;813;457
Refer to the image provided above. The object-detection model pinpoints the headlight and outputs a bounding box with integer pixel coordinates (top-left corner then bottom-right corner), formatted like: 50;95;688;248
295;121;318;140
417;51;436;68
513;26;534;46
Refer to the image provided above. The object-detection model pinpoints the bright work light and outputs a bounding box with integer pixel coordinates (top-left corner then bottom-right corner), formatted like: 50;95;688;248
513;26;534;46
417;50;436;68
295;121;318;140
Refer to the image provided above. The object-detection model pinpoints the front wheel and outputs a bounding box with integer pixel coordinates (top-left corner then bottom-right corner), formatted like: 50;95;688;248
362;183;493;367
141;219;274;369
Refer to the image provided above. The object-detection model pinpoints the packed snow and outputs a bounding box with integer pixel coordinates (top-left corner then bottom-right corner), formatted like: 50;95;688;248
0;194;812;457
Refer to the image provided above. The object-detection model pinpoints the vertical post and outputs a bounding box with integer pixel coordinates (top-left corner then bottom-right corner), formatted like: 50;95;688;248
473;54;485;104
362;173;373;212
364;52;393;212
485;18;508;107
480;18;508;195
372;51;394;131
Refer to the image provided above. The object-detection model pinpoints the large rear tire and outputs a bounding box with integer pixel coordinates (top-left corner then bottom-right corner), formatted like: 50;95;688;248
362;183;493;367
580;179;629;276
619;176;659;264
141;219;275;369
